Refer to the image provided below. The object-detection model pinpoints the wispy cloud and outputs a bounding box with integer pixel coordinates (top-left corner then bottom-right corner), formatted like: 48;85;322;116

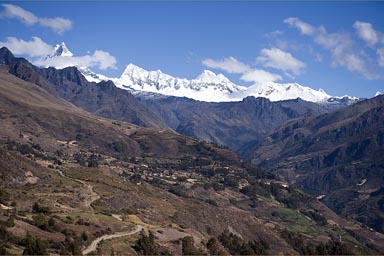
256;48;305;76
285;17;380;80
240;69;282;84
35;51;117;70
353;21;381;47
202;56;282;84
284;17;316;36
0;37;53;57
0;36;117;70
377;48;384;68
0;4;72;34
353;21;384;68
202;57;251;74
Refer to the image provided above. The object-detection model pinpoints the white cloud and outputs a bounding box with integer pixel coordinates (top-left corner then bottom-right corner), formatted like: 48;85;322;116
353;21;380;47
284;17;315;36
202;57;251;74
89;50;117;70
0;3;37;25
240;69;282;84
0;36;53;57
285;17;378;80
202;57;282;84
35;50;117;70
256;48;306;76
0;4;72;34
266;30;283;38
0;36;117;70
39;17;72;35
377;48;384;67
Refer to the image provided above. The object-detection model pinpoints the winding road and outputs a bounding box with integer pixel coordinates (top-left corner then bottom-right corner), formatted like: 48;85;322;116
56;169;100;210
82;225;144;255
56;169;144;255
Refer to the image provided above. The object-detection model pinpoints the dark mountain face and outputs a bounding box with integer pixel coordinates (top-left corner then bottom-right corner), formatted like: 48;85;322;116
139;95;329;153
243;95;384;232
0;47;168;128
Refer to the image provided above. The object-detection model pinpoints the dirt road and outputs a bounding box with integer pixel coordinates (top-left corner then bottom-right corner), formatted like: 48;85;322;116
82;225;144;255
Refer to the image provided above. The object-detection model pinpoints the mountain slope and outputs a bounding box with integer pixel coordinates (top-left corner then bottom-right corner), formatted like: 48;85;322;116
1;47;167;129
139;95;329;152
242;95;384;233
1;63;384;255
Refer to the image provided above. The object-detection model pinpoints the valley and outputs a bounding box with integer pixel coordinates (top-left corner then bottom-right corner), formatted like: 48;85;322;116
0;47;383;255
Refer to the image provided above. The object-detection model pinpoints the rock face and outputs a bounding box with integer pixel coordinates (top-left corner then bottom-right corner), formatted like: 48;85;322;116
242;94;384;232
139;95;328;152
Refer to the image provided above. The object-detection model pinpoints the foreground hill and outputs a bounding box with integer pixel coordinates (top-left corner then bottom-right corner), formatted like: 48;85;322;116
243;95;384;233
1;62;384;254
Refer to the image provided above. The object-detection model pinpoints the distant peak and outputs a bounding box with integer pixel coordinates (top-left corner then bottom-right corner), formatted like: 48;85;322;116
0;46;15;65
201;69;217;76
120;63;148;78
375;91;382;97
196;69;231;84
123;63;145;72
51;42;73;57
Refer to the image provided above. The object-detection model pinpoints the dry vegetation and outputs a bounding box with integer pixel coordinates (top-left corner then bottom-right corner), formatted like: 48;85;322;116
0;65;384;255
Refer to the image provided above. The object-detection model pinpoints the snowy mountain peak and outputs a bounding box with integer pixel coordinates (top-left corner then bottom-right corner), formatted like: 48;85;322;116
50;42;73;58
89;62;354;103
122;63;146;76
375;91;382;97
199;69;216;77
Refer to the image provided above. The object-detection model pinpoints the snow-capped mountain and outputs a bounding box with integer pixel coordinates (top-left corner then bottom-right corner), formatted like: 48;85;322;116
44;42;358;104
111;64;343;103
77;66;110;83
236;82;331;103
47;42;73;58
113;63;245;102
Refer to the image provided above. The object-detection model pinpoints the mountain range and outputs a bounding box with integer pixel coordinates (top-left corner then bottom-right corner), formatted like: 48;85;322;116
45;42;359;104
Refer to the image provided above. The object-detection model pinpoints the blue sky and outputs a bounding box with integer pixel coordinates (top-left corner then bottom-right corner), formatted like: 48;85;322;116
0;1;383;98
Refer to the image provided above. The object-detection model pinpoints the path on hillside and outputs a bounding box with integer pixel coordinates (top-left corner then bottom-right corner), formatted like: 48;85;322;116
82;225;144;255
56;169;145;254
56;169;100;210
73;178;100;209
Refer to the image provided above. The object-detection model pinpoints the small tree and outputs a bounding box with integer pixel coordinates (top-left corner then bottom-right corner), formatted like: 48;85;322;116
22;234;48;255
81;231;88;241
0;244;7;255
181;236;203;255
132;231;158;255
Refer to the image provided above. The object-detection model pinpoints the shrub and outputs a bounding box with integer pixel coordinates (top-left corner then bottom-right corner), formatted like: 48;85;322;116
181;236;203;255
132;231;158;255
206;237;225;255
81;231;88;241
22;234;48;255
0;189;9;204
205;199;218;206
219;230;269;255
